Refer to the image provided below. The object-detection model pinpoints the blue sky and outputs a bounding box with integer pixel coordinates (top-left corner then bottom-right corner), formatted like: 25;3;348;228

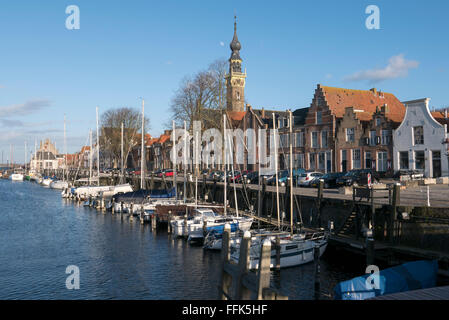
1;0;448;163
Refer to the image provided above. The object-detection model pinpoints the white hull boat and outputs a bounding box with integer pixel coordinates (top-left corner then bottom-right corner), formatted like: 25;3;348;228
230;233;328;269
41;178;53;187
10;174;24;181
50;180;69;190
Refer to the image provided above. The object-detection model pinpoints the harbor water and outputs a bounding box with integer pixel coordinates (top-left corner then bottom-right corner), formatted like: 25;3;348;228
0;179;362;300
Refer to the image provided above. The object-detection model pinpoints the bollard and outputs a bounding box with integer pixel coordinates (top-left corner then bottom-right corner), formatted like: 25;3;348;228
314;245;321;300
129;203;134;221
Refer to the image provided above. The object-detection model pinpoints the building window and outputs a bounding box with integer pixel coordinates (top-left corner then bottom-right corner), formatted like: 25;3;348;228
316;111;322;124
309;153;316;170
399;151;409;170
352;149;361;169
280;134;288;147
376;118;381;126
318;153;325;171
295;132;304;147
295;154;304;169
365;151;372;169
321;131;328;148
369;130;376;146
346;128;355;142
381;130;390;145
413;126;424;145
311;132;319;148
415;151;425;170
378;152;388;172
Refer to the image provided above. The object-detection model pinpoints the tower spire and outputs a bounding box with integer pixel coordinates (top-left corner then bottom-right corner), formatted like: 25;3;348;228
226;16;246;112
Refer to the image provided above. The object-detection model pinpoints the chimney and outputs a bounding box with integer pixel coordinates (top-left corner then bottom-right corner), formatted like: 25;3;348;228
246;104;252;111
370;88;377;95
261;107;265;118
445;109;448;119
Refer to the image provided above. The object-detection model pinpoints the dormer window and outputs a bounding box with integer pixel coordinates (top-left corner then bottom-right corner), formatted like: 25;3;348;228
376;118;381;126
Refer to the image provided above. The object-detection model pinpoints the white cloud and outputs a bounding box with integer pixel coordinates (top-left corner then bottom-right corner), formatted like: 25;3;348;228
344;54;419;83
0;99;52;118
220;41;225;47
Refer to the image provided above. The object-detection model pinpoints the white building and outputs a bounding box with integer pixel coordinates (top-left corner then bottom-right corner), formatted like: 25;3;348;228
393;98;449;178
30;139;61;171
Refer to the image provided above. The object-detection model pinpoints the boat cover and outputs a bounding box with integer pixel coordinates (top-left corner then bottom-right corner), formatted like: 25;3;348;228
334;260;438;300
112;187;176;203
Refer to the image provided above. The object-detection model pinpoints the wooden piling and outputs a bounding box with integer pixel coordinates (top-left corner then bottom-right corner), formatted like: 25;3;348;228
129;203;134;221
366;236;375;267
235;231;252;300
167;211;172;233
218;224;232;300
256;238;272;300
275;236;281;272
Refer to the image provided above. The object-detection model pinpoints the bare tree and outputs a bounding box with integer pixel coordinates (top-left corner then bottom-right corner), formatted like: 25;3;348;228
169;58;228;130
100;107;150;169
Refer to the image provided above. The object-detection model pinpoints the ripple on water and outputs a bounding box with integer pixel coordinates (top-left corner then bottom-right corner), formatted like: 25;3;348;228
0;180;361;299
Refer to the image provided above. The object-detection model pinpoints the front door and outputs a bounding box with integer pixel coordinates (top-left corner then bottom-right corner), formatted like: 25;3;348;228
432;151;442;178
341;150;347;172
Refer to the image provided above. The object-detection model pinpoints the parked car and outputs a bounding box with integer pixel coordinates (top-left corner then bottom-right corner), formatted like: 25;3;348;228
336;169;378;187
163;169;174;177
297;172;324;187
310;172;345;188
243;171;259;184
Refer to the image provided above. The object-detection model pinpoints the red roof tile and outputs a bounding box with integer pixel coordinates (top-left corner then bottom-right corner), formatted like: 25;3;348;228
320;86;405;123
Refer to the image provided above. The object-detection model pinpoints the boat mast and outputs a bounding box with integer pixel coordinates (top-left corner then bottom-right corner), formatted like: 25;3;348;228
172;120;177;199
121;122;124;184
223;114;227;216
273;113;280;229
227;126;239;217
96;107;100;186
195;131;198;209
24;141;27;172
289;110;294;235
140;99;145;190
183;121;187;203
34;139;37;172
89;129;92;185
63;114;67;182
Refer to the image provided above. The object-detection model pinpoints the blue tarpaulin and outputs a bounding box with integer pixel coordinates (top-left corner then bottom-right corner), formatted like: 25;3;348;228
112;187;176;203
334;260;438;300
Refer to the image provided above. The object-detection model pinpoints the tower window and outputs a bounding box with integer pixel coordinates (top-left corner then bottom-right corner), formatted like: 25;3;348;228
236;91;240;101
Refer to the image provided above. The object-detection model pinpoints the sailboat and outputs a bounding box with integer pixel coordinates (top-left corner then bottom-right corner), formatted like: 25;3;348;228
51;115;70;190
228;110;328;269
73;107;133;200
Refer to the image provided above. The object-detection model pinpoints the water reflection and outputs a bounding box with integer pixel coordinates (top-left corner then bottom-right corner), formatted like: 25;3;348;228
0;179;360;300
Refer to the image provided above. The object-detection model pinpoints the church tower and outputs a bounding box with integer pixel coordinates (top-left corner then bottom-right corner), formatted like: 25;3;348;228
226;17;246;112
